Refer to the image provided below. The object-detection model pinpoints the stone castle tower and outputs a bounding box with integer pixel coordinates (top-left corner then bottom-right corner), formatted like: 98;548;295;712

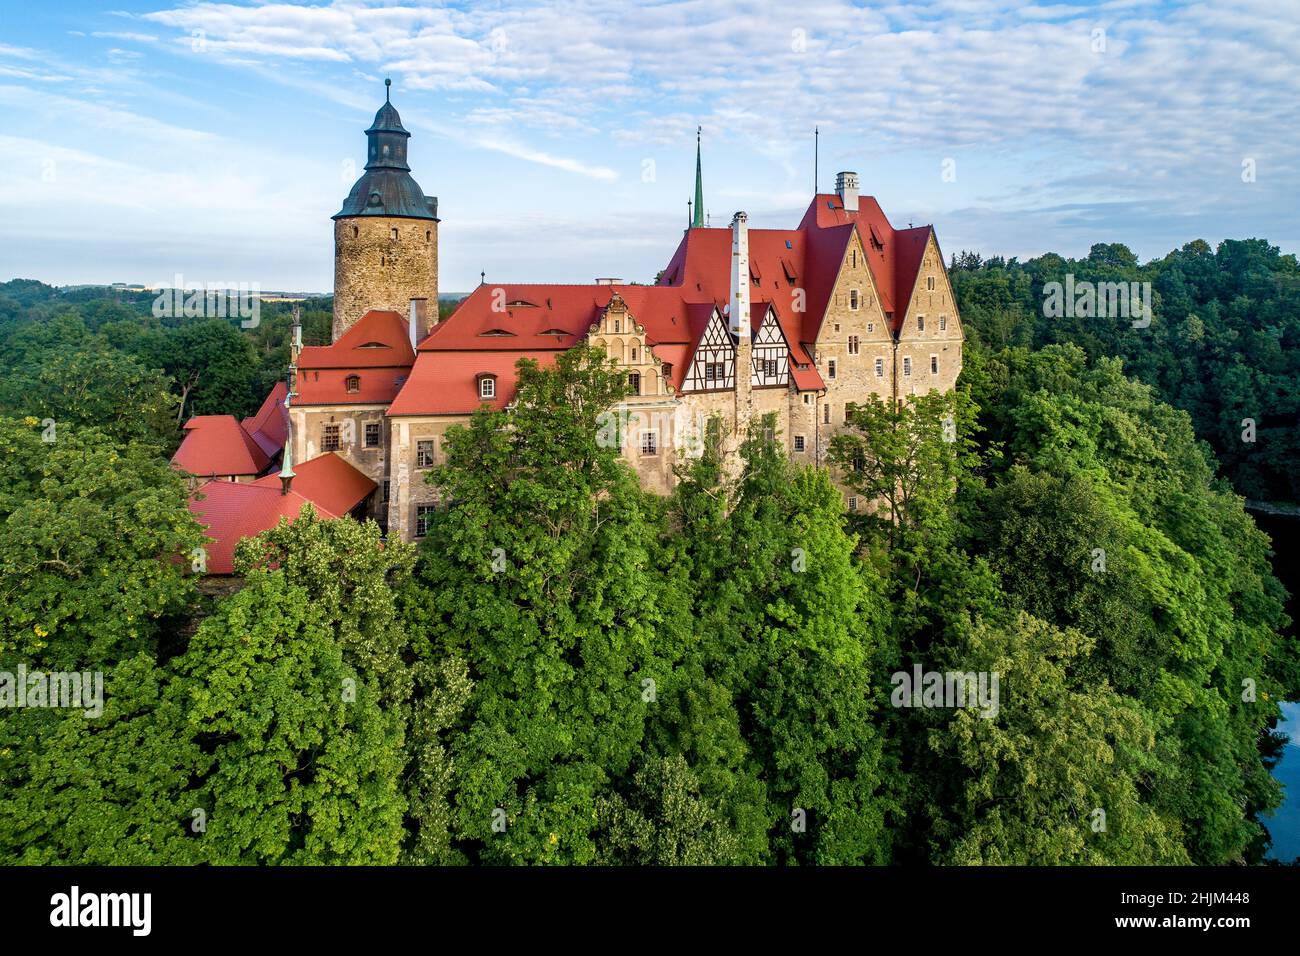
332;79;439;342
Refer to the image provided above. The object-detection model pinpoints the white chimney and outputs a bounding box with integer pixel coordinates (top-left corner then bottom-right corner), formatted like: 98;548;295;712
409;297;429;348
836;171;859;212
729;211;749;336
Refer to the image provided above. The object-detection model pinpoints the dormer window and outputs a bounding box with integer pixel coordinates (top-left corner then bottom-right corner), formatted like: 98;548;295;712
478;375;497;400
358;341;390;349
345;374;361;393
479;329;516;337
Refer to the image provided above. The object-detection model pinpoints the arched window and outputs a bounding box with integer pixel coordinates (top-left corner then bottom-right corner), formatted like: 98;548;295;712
478;375;497;400
345;374;361;393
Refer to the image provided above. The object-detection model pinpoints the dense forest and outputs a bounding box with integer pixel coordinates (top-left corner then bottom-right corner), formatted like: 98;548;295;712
0;239;1296;864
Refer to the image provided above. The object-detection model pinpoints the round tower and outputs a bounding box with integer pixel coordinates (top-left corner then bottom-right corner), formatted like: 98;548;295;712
332;79;439;342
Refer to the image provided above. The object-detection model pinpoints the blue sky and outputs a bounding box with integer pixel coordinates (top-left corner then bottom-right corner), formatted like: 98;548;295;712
1;0;1296;292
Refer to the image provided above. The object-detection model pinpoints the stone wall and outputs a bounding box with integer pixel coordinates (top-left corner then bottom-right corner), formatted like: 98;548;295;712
332;216;438;341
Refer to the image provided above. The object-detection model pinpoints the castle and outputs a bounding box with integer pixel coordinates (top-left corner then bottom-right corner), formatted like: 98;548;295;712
178;84;964;558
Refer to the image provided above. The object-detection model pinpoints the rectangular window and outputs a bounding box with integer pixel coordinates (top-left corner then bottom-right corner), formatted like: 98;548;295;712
917;315;925;332
939;315;947;331
704;362;716;383
828;359;837;379
875;357;884;378
823;404;831;424
640;430;658;455
867;322;874;333
903;356;912;377
849;290;860;311
848;336;859;355
764;358;777;377
794;435;805;453
364;422;381;448
416;439;435;468
803;393;811;405
479;377;496;400
927;276;935;291
848;496;858;511
628;372;641;395
930;354;939;375
382;479;390;503
322;424;340;452
415;504;436;537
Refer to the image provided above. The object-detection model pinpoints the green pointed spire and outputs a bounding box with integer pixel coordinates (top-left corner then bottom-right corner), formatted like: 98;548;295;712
692;126;704;229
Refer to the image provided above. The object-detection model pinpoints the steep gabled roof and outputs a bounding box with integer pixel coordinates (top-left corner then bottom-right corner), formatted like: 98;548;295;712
388;349;559;416
241;381;289;458
172;414;270;478
799;193;933;333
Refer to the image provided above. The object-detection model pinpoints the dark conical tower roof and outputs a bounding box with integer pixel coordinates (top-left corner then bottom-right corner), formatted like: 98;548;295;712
334;79;438;221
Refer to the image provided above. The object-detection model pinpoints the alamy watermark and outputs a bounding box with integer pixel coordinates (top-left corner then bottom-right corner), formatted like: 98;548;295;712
0;665;103;717
1043;275;1151;328
891;664;1000;718
152;273;261;328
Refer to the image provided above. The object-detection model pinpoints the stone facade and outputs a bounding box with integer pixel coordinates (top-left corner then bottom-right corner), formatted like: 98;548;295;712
332;216;438;341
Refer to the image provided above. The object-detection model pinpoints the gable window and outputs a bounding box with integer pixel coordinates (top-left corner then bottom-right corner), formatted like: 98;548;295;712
867;322;874;333
848;335;860;355
828;359;837;379
345;374;361;394
322;423;341;452
903;356;913;377
875;357;884;378
939;315;947;331
930;354;939;375
416;439;435;468
705;362;717;384
917;315;925;332
640;430;658;455
364;422;381;448
849;289;860;311
927;276;936;291
479;376;496;400
628;372;641;395
415;504;436;537
764;358;777;377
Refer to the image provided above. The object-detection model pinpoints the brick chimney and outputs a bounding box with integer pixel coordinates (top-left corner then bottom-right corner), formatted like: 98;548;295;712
836;171;859;212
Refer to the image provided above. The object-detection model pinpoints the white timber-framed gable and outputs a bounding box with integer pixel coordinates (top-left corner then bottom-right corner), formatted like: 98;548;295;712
682;307;735;393
750;304;790;388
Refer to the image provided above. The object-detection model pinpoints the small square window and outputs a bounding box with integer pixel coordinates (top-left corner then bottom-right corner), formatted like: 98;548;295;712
322;424;341;452
794;435;805;452
640;430;658;455
345;374;361;394
417;439;435;468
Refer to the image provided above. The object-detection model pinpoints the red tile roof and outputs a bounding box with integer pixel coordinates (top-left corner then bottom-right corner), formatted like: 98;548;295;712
297;309;416;405
191;453;376;574
241;381;288;458
172;414;270;478
388;349;559;416
251;452;376;518
189;481;331;574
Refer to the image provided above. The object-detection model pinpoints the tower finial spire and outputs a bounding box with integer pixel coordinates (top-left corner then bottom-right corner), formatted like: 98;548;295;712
814;126;819;195
692;125;704;229
385;77;391;103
